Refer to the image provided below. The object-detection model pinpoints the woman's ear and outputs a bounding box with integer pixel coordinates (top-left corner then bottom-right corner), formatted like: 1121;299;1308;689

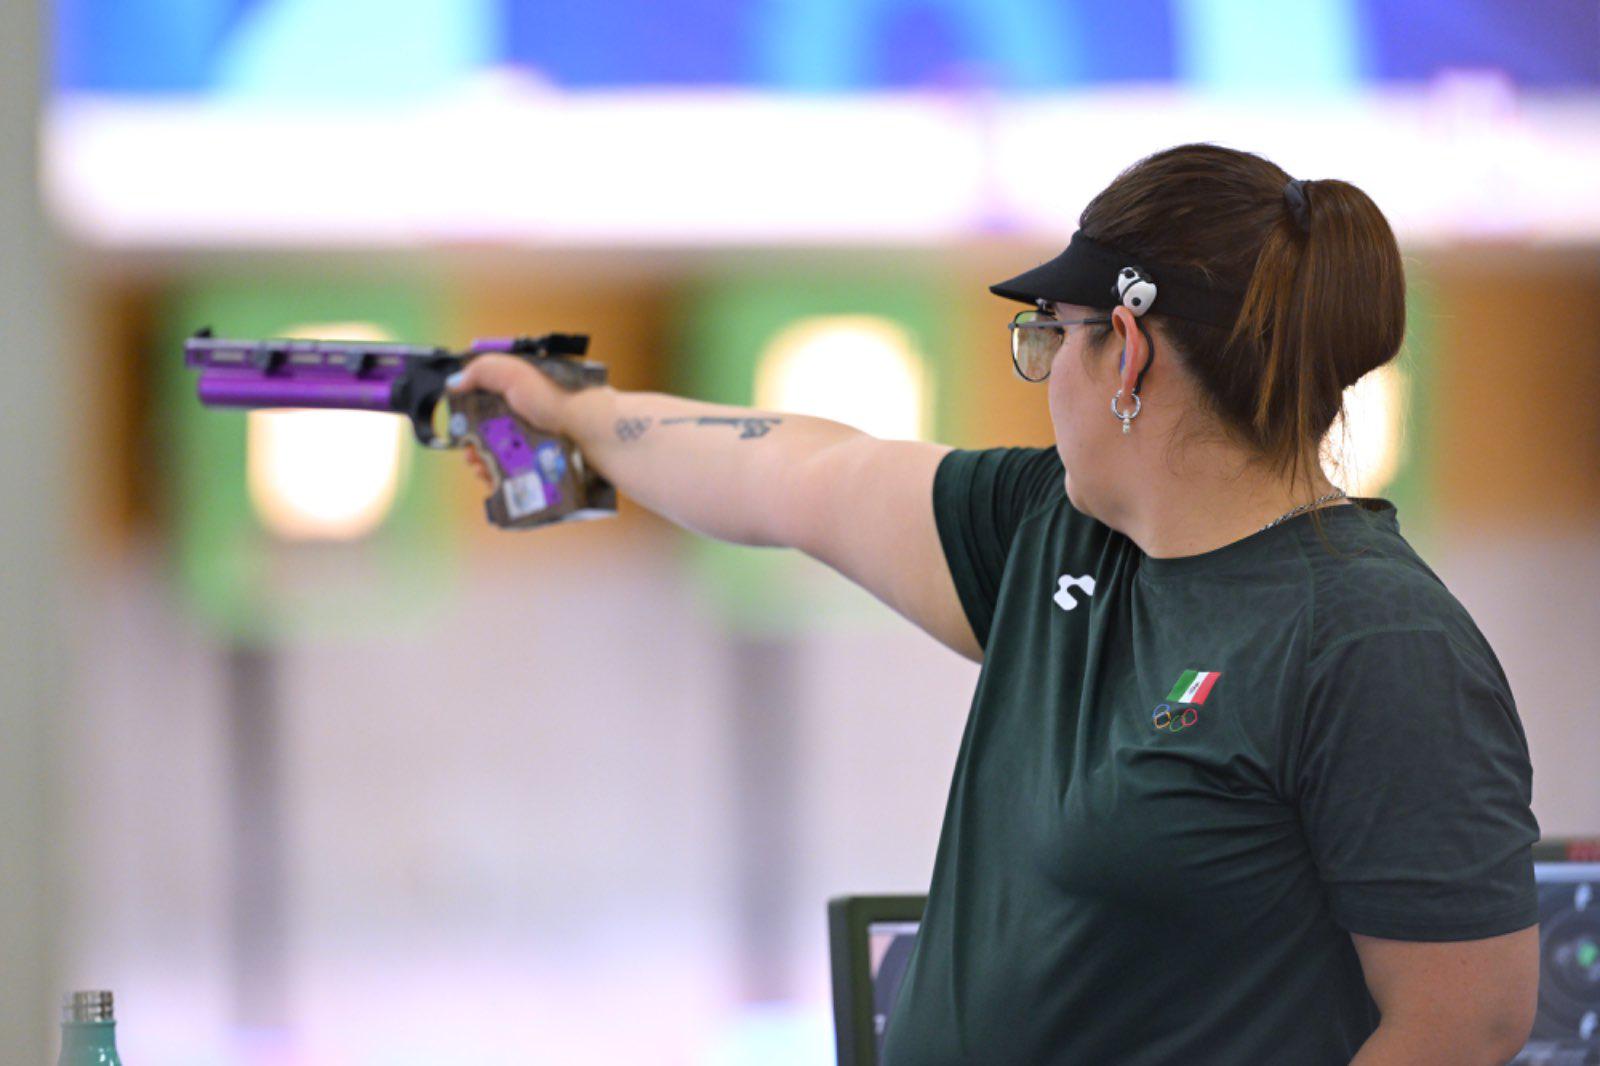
1110;306;1150;393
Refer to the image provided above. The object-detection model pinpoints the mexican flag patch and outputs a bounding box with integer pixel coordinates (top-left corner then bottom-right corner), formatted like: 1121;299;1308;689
1166;670;1222;704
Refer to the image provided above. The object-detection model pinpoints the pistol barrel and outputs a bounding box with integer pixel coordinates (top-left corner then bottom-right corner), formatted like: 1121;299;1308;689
194;371;396;411
185;334;456;414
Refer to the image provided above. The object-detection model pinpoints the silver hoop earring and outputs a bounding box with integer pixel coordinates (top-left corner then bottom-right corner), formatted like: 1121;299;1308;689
1111;390;1141;434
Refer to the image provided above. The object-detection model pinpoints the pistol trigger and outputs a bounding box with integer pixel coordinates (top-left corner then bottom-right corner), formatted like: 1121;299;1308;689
409;400;448;444
408;409;437;447
411;391;454;450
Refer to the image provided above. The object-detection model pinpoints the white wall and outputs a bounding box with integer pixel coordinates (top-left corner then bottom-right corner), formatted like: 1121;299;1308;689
61;544;976;1062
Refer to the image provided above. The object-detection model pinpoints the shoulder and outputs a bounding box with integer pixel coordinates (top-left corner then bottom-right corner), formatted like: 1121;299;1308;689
1285;507;1525;771
1295;500;1499;676
936;446;1063;510
933;446;1070;547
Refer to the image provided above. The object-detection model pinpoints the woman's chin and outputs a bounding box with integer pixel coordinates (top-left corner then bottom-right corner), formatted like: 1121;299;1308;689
1061;468;1110;524
1061;474;1091;518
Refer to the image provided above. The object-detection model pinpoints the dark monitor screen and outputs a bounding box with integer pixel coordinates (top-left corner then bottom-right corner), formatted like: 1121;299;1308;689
1513;862;1600;1065
829;896;923;1066
866;920;920;1054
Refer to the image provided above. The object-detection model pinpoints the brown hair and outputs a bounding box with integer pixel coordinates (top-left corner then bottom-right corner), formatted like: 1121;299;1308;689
1078;143;1405;491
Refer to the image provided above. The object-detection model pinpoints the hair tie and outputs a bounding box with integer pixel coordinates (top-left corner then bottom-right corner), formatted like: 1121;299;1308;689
1283;178;1311;234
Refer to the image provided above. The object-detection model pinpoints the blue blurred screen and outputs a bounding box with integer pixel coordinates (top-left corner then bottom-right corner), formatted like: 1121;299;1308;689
54;0;1600;96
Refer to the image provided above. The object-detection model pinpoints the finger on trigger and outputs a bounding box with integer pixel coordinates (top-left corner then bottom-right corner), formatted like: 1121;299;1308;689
452;353;526;397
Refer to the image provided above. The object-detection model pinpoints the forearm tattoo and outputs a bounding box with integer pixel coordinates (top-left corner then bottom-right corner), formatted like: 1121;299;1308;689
659;416;783;439
615;416;653;442
615;413;783;442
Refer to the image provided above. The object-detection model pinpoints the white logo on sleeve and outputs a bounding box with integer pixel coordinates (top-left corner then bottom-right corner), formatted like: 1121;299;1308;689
1053;573;1096;611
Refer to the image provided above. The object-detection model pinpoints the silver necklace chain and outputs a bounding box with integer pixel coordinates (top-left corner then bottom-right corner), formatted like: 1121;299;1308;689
1258;488;1348;533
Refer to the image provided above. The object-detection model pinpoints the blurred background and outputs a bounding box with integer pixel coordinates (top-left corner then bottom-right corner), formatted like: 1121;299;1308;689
4;0;1600;1062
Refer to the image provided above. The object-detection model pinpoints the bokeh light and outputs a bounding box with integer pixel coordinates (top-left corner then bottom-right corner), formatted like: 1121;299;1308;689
754;316;929;441
245;322;408;541
1324;363;1405;499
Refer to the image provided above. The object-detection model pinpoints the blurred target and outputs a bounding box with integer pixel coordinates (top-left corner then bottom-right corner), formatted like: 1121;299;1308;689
1515;864;1600;1063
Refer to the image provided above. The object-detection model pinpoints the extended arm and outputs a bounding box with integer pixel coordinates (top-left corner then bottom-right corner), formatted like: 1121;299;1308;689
565;385;855;547
450;358;980;660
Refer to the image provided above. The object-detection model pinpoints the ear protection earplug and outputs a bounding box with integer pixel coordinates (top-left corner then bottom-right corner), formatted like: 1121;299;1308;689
1114;266;1157;316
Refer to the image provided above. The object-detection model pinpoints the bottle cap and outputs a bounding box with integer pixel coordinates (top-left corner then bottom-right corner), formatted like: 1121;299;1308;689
63;991;114;1023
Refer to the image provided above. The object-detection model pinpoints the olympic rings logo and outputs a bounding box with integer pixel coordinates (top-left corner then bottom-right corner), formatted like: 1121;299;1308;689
1151;703;1199;732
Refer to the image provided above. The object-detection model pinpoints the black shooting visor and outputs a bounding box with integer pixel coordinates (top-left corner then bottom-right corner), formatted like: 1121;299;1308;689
990;231;1245;329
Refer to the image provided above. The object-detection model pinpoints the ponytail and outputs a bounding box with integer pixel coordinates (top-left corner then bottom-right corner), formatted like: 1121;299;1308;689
1229;179;1406;488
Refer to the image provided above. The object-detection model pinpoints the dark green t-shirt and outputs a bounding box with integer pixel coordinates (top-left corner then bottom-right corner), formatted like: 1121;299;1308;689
880;447;1541;1066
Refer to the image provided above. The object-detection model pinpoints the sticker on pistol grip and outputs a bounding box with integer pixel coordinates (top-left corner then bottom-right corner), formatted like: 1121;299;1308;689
479;417;538;476
502;472;549;519
536;440;568;482
534;440;567;506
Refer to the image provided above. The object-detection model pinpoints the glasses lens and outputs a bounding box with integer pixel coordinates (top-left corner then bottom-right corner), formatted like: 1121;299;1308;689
1011;310;1060;381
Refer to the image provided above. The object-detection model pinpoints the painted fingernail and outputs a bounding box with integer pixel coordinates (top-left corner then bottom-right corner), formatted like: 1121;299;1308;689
445;371;465;389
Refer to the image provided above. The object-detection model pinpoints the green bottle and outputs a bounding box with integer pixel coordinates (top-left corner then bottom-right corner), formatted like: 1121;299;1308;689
58;991;123;1065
